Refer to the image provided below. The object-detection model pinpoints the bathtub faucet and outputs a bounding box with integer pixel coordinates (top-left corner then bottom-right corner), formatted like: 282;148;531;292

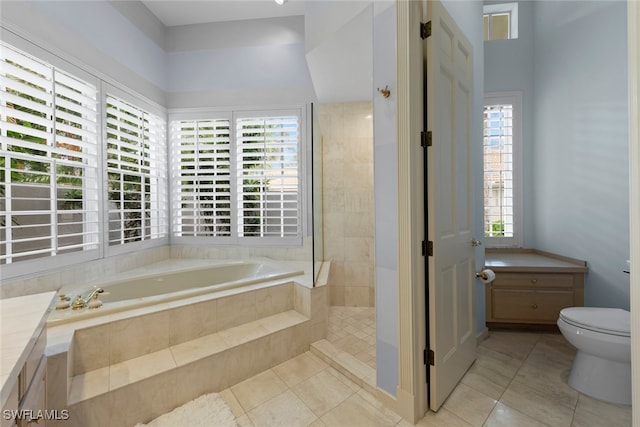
71;287;104;309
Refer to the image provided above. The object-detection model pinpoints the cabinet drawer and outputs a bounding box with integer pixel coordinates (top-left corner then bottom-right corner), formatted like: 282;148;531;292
492;273;575;288
24;329;45;393
1;381;19;427
491;289;575;322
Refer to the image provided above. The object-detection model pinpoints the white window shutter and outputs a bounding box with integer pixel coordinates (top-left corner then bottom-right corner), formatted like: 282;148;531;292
171;119;231;237
106;95;168;245
236;115;300;239
0;44;99;263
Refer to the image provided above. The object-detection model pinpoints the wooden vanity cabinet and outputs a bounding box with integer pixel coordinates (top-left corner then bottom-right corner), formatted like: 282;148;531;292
1;329;47;427
485;249;588;330
1;293;54;427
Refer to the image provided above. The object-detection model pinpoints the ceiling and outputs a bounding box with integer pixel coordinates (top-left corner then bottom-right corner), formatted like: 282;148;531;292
141;0;306;27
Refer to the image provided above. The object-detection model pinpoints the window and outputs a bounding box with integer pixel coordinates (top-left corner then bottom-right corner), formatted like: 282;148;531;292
0;43;99;264
171;117;231;237
106;94;168;246
483;92;522;247
484;3;518;41
170;110;301;244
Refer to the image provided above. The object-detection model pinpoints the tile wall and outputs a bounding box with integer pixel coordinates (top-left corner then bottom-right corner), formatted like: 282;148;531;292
320;103;374;306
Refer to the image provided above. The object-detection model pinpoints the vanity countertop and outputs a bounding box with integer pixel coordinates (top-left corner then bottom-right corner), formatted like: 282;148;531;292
0;291;56;408
485;249;588;273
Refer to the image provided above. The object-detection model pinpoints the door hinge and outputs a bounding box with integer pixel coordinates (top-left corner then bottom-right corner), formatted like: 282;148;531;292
421;240;434;256
420;21;432;39
421;131;432;147
424;349;435;366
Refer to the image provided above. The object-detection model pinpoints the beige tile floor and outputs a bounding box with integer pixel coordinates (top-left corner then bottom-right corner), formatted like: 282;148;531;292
326;306;376;369
213;307;632;426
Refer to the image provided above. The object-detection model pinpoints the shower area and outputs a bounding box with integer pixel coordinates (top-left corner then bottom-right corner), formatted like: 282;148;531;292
313;101;377;378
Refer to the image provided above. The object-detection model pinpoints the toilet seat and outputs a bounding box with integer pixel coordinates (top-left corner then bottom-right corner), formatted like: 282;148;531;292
559;307;630;337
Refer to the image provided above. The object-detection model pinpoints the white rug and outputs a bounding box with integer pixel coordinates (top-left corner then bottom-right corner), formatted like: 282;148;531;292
134;393;238;427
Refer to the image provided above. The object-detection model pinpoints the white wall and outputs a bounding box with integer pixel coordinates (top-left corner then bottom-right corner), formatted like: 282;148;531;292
373;1;399;397
165;16;316;108
484;0;535;246
485;0;629;309
532;1;629;309
1;0;166;105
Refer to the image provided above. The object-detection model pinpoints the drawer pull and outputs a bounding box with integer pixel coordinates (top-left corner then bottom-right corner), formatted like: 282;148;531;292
531;279;538;284
531;303;538;309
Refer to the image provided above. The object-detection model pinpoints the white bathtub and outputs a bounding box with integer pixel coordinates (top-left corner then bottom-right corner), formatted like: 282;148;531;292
48;259;305;325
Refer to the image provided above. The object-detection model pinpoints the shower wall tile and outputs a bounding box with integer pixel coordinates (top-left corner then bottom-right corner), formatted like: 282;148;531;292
320;102;374;307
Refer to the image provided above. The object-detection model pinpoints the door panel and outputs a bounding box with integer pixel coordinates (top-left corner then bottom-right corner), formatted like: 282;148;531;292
425;0;476;411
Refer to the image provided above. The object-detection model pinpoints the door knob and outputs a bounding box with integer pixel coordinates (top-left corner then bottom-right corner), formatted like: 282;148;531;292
471;238;482;247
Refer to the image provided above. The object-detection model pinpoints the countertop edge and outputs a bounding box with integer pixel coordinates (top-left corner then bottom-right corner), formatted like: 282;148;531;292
0;291;56;409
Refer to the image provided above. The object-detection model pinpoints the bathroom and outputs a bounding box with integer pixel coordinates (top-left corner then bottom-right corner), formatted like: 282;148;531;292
0;0;636;426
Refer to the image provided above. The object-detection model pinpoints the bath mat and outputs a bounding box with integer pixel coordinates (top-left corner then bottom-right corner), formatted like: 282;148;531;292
134;393;238;427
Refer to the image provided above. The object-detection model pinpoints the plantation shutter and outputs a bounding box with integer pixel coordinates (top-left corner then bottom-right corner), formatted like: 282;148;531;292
236;114;300;238
483;103;514;238
171;119;231;237
0;43;99;264
106;95;168;245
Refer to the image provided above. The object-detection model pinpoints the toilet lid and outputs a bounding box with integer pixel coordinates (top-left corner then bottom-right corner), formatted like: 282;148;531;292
559;307;630;337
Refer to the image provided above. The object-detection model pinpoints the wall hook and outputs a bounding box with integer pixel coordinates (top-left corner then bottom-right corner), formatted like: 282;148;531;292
377;85;391;98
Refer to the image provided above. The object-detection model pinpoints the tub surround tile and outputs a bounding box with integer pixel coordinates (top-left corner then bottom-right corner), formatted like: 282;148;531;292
255;283;293;319
110;370;177;426
66;393;112;427
168;298;218;345
217;292;257;331
219;322;271;348
258;310;308;333
46;352;68;411
170;332;227;367
72;324;110;375
68;366;110;405
175;354;230;404
225;336;274;387
109;348;175;390
54;274;327;427
109;309;171;364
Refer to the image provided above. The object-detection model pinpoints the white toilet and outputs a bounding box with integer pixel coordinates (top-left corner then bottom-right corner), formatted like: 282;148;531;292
557;307;631;405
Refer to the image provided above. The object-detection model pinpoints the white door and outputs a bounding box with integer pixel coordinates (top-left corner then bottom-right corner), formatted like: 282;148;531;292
425;0;476;411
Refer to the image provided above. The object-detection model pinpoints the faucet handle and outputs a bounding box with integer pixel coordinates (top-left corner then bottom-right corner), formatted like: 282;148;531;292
71;295;86;310
55;294;71;310
87;292;103;309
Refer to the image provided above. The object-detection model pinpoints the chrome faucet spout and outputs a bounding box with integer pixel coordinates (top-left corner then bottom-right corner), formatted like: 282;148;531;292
83;287;104;303
71;287;104;309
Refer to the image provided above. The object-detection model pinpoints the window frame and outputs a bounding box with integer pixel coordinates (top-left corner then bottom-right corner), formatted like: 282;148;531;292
0;38;169;280
483;91;523;248
102;84;169;258
483;2;519;41
169;106;305;247
0;41;103;279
